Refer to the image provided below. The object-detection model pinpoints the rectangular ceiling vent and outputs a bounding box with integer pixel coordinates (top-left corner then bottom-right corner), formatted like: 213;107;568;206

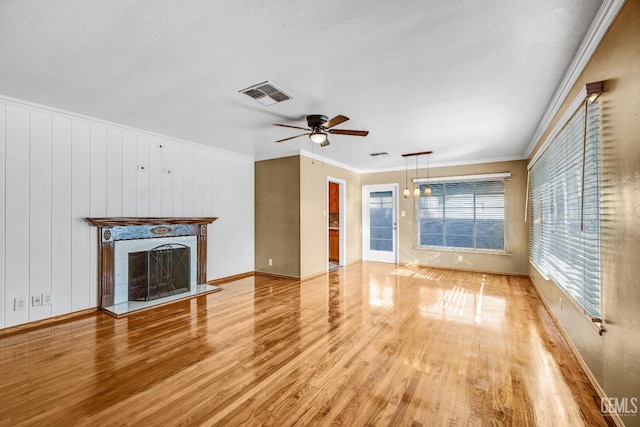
239;81;292;106
369;152;389;157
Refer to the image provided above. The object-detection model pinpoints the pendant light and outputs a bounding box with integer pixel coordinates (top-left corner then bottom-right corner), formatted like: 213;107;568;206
403;156;410;198
424;152;432;197
413;156;420;199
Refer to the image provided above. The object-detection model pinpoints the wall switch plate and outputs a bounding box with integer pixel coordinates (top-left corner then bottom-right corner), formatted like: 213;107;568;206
268;258;273;266
32;295;42;306
14;297;26;311
401;211;406;217
42;293;52;305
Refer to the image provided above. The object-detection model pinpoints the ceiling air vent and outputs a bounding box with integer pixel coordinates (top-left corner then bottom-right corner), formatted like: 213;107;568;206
369;152;389;157
239;81;292;106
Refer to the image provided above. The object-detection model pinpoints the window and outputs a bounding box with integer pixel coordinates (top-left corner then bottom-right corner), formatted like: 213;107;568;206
416;175;508;252
528;99;601;318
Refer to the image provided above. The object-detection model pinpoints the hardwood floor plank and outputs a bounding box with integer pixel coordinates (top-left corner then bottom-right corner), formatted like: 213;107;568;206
0;263;609;426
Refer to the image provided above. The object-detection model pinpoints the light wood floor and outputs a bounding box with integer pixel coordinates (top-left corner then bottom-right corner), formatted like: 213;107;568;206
0;262;610;426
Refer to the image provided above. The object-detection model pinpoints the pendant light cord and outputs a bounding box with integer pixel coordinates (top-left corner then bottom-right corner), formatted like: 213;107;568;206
427;153;430;185
405;156;408;188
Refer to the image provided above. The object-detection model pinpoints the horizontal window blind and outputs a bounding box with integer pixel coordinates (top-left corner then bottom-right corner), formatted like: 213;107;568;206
416;176;509;251
529;100;601;318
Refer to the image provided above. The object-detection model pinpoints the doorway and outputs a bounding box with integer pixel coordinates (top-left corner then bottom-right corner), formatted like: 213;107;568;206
362;184;398;263
327;178;346;270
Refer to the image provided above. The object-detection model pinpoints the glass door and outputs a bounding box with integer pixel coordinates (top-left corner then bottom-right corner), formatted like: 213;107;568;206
362;184;397;263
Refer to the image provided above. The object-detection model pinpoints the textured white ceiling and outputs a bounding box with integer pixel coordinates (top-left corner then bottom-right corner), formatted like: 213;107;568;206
0;0;603;171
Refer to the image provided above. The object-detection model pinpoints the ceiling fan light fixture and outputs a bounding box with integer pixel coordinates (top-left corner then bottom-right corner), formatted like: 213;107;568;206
309;129;327;144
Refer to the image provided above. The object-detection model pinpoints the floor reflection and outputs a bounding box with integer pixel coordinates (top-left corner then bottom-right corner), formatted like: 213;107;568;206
413;274;505;327
252;277;301;374
327;270;342;330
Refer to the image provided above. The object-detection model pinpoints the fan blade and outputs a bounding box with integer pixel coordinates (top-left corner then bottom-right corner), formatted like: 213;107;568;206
275;133;309;143
328;129;369;137
320;139;330;147
274;123;309;131
324;115;349;129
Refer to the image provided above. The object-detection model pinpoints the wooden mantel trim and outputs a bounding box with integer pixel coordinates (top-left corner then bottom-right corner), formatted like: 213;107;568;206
86;217;217;227
86;217;218;309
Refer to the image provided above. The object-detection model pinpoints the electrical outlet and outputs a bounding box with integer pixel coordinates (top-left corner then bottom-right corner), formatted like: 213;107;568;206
268;258;273;266
32;295;42;307
14;297;26;311
42;293;52;305
458;255;463;262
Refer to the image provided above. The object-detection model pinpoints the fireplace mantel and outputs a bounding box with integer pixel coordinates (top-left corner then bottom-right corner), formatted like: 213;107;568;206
86;217;217;227
86;217;218;309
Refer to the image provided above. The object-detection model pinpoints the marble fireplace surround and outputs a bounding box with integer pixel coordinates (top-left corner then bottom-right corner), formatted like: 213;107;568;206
86;217;218;314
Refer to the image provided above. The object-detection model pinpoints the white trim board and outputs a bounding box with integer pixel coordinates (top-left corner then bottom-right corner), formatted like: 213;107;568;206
413;172;511;184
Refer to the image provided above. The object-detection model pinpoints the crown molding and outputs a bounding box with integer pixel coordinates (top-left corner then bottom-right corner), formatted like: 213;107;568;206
524;0;626;158
299;150;363;174
361;155;526;174
254;150;302;162
0;94;254;161
254;149;364;174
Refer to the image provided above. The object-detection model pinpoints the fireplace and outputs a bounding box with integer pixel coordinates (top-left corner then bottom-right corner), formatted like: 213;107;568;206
86;217;219;316
128;244;191;302
113;235;198;305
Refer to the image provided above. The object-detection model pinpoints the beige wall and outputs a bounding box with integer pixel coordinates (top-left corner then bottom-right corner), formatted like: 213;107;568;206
255;155;362;279
255;156;301;277
528;0;640;415
299;156;362;278
361;160;529;275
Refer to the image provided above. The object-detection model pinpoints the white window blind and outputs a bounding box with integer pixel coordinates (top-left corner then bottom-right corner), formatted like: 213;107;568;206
416;175;509;251
529;99;601;318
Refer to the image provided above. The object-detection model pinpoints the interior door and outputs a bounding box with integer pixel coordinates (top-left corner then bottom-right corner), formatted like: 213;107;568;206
362;184;398;263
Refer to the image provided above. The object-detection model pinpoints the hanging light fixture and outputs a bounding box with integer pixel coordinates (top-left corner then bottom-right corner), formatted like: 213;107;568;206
402;150;433;199
413;156;420;199
403;156;410;198
424;152;432;197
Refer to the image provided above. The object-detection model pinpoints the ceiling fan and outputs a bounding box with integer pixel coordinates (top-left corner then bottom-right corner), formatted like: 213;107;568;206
274;114;369;147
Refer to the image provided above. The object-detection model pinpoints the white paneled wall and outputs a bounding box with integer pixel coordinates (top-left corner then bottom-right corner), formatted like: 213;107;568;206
0;97;255;328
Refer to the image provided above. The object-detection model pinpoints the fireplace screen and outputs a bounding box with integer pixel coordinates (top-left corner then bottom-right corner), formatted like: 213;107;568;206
128;244;191;301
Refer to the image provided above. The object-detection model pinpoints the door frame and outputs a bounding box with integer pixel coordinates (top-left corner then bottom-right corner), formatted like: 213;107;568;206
362;184;399;264
327;177;346;269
